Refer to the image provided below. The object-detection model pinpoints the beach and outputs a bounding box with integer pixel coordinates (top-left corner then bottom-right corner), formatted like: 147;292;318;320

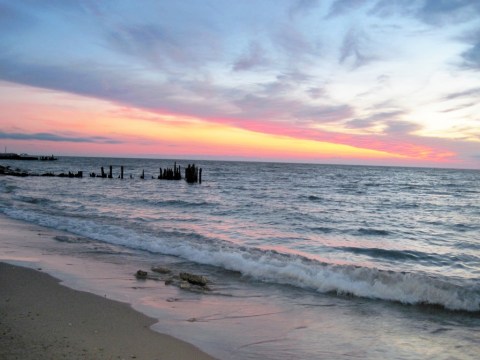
0;261;215;360
0;215;216;360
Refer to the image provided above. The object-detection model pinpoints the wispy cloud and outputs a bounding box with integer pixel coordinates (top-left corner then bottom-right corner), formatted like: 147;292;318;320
461;42;480;70
444;87;480;100
370;0;480;25
327;0;370;18
339;27;379;69
0;131;122;144
1;0;479;167
346;111;404;130
416;0;480;25
289;0;320;18
105;22;221;70
233;41;270;71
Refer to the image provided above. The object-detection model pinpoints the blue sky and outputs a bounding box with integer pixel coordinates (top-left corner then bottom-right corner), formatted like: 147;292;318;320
0;0;479;167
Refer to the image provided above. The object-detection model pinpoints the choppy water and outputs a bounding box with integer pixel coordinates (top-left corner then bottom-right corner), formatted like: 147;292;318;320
1;157;479;359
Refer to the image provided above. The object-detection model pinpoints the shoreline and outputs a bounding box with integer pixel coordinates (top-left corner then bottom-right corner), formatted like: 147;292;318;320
0;261;216;360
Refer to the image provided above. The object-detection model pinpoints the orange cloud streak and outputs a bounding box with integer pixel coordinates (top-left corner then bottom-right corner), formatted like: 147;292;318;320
0;82;456;164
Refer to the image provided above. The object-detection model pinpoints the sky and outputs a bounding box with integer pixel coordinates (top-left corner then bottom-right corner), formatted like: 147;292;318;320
0;0;479;168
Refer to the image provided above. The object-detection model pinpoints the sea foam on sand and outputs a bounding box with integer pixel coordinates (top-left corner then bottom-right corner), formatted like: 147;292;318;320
0;214;216;360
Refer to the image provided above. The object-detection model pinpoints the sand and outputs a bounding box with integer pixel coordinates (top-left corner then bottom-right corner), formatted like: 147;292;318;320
0;262;216;360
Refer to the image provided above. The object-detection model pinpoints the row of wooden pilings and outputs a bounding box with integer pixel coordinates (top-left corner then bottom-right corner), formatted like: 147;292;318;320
89;162;202;183
0;165;83;178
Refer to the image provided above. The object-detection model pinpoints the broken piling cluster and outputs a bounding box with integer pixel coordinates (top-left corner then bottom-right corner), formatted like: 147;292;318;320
158;162;182;180
185;164;202;184
0;162;203;183
0;165;82;178
88;162;202;183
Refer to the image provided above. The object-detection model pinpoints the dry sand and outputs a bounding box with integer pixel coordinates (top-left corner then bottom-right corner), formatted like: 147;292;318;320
0;262;216;360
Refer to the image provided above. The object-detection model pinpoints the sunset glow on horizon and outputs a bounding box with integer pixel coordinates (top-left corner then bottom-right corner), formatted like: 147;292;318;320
1;1;479;168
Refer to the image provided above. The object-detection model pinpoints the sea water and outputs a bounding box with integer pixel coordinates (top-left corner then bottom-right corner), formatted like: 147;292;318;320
0;157;479;359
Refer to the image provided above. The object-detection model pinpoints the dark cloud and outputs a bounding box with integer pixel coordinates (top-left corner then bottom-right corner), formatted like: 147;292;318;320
444;87;480;100
106;24;171;68
0;3;36;31
327;0;370;18
371;2;480;72
258;71;312;96
456;28;480;70
339;27;378;69
276;71;311;83
307;87;326;99
368;1;416;18
0;52;349;132
294;104;354;123
0;131;122;144
0;56;165;108
273;23;319;61
346;118;375;129
232;94;299;120
385;120;421;135
0;53;240;120
346;111;404;129
229;90;354;129
233;42;270;71
260;80;293;96
106;22;220;70
4;0;86;15
461;43;480;70
372;110;404;120
418;0;480;25
0;0;88;35
441;102;477;113
371;0;480;25
289;0;319;18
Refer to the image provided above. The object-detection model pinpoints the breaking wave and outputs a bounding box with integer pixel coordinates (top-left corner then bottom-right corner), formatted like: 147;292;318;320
3;208;479;313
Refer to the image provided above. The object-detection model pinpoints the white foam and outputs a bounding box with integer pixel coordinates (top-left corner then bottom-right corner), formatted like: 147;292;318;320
3;208;480;312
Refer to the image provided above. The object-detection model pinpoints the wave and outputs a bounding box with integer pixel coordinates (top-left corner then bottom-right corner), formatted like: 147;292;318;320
300;195;323;202
0;179;17;194
310;226;335;234
335;246;480;267
337;246;431;261
356;228;390;236
109;196;216;209
2;208;479;312
156;199;212;207
364;182;381;187
13;195;52;206
452;223;478;233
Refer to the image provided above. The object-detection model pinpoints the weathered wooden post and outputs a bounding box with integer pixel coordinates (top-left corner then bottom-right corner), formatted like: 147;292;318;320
185;163;200;183
141;169;145;179
120;166;124;179
101;167;106;178
109;165;113;179
199;168;202;184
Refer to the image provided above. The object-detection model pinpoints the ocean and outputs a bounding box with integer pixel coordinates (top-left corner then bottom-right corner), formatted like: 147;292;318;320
1;157;479;359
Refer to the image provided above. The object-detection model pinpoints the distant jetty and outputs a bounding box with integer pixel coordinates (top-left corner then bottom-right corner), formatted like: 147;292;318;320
0;153;57;161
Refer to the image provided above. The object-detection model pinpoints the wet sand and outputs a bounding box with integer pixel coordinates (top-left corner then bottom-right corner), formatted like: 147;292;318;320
0;262;216;360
